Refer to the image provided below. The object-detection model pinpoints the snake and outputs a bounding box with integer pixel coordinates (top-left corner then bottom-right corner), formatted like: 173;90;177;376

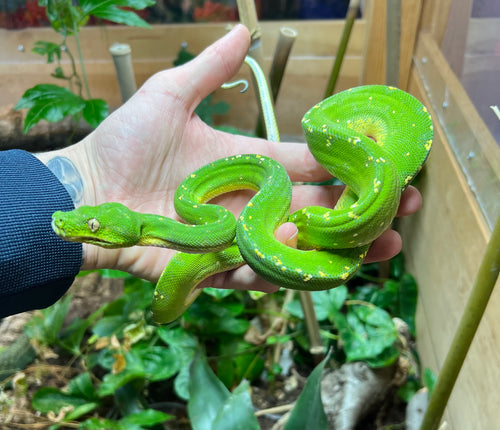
52;56;433;324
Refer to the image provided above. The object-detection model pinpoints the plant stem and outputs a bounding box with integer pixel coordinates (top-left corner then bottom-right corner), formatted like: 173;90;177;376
419;213;500;430
324;0;361;98
386;0;401;86
72;18;92;100
269;27;297;103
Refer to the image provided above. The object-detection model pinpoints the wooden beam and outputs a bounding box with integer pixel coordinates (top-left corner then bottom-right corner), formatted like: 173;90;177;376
401;32;500;430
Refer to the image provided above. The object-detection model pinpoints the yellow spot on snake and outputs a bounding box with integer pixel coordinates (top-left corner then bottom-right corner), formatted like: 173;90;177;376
254;249;264;258
190;174;196;178
303;274;313;282
425;140;432;151
348;211;359;219
318;271;326;278
404;176;413;185
340;272;349;280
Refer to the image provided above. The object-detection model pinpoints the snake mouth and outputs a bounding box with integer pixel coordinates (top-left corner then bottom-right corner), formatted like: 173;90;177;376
51;218;115;246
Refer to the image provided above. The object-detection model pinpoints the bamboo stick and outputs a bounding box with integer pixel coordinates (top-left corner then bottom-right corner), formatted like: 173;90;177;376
269;27;297;103
386;0;401;86
324;0;361;98
109;43;137;103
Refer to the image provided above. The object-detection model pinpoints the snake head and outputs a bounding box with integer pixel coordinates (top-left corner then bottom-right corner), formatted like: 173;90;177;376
51;202;141;248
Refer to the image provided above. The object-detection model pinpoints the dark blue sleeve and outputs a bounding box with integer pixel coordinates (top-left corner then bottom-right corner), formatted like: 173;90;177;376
0;149;82;318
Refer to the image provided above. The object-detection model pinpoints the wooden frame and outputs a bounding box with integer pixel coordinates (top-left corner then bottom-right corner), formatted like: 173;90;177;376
1;2;499;428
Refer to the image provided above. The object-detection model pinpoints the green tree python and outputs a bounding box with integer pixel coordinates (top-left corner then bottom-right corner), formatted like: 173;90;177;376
52;56;433;324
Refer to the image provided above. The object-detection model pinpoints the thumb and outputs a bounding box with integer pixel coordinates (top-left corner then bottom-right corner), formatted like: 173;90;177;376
174;24;251;109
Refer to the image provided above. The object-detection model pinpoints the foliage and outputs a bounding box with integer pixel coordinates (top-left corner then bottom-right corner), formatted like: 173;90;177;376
0;252;425;428
15;0;154;133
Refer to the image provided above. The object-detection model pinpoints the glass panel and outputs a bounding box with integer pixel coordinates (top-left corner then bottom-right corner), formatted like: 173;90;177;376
462;0;500;145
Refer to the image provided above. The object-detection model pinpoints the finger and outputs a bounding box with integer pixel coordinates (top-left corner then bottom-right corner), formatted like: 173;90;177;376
364;229;402;263
397;186;422;216
214;130;333;184
175;24;250;108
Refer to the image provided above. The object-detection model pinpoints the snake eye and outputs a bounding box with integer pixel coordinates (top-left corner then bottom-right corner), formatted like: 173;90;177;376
88;218;100;233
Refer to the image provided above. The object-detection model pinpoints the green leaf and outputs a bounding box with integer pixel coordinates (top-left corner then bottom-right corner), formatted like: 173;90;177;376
32;387;98;417
80;417;124;430
100;269;131;278
423;367;437;395
331;304;399;366
284;355;329;430
286;286;347;321
58;317;90;354
188;353;230;430
68;372;98;401
92;315;125;337
203;287;235;300
32;41;61;63
195;95;229;126
210;380;260;430
25;294;72;345
15;84;85;133
173;47;195;66
122;409;173;426
97;354;145;397
82;98;108;128
397;378;421;402
51;66;68;80
217;339;264;388
174;364;191;401
188;354;259;430
97;346;180;396
79;0;154;28
398;273;418;336
135;345;181;381
157;326;198;350
390;252;406;279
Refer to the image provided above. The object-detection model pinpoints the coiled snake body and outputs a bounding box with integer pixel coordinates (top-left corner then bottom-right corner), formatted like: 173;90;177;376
52;57;433;323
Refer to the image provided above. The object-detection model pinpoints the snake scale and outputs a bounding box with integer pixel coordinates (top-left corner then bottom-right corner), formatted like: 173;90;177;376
52;56;433;324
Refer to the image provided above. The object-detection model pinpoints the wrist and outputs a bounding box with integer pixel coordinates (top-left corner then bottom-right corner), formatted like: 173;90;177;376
35;138;97;209
36;138;103;271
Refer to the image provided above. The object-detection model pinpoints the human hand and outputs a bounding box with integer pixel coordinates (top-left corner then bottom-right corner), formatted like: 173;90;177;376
41;24;422;293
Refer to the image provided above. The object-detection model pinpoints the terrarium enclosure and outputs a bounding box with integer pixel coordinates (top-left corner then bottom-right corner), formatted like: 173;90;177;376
1;0;499;429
